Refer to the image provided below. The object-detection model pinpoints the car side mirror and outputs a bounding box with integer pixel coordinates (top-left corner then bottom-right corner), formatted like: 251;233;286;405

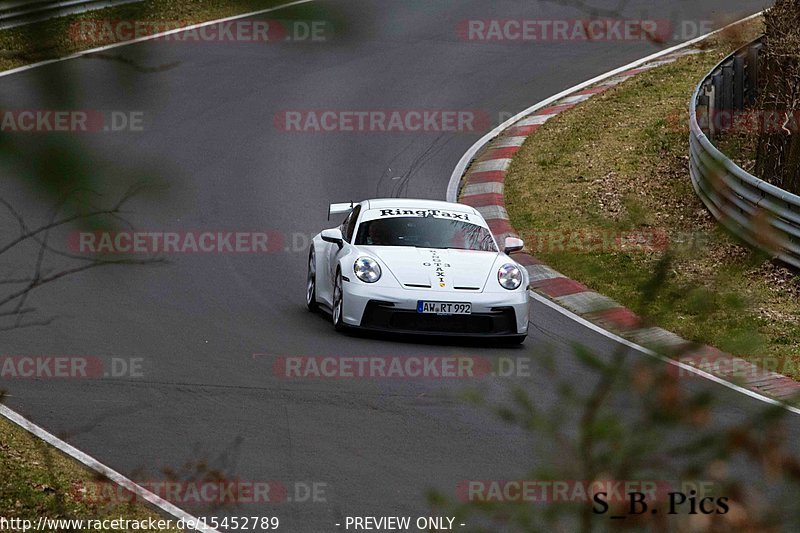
321;228;344;249
503;236;524;254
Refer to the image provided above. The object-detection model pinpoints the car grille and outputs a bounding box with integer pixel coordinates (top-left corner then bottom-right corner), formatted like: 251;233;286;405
361;301;517;335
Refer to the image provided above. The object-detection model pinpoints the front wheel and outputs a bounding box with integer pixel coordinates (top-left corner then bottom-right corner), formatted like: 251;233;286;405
306;248;318;312
332;268;346;331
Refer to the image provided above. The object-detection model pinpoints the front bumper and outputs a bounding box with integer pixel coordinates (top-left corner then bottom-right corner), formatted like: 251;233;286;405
341;282;529;336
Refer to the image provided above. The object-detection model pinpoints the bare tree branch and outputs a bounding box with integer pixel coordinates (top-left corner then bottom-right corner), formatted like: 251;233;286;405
0;186;165;331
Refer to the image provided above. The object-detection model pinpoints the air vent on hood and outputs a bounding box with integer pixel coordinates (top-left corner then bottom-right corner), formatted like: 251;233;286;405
454;286;481;291
404;283;431;288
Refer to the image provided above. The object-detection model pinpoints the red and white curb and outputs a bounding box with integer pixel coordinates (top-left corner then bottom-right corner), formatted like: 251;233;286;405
448;13;800;407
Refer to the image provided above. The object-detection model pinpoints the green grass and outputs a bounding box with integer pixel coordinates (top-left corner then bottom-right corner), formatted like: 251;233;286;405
505;18;800;379
0;414;182;531
0;0;334;72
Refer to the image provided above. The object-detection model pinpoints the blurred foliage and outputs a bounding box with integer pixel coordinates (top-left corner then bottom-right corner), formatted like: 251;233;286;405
0;3;797;533
504;17;800;379
0;0;351;524
0;0;347;328
754;0;800;192
428;345;800;532
0;415;183;532
433;9;800;533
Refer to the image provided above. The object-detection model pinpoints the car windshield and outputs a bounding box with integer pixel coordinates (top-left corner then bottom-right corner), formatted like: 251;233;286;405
354;216;497;251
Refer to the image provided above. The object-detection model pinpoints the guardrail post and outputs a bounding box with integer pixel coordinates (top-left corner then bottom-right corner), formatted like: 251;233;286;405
746;43;762;105
697;90;710;134
689;37;800;270
721;61;734;133
710;74;722;138
734;55;745;111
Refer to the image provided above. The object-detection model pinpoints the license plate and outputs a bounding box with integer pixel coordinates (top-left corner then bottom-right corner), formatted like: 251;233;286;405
417;301;472;315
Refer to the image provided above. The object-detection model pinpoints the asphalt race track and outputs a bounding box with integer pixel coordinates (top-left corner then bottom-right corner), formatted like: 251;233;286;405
0;0;791;530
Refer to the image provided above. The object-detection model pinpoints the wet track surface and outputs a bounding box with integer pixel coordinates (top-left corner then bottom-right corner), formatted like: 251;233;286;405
0;0;791;530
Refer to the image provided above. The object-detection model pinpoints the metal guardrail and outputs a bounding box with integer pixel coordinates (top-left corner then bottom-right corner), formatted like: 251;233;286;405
0;0;143;30
689;38;800;270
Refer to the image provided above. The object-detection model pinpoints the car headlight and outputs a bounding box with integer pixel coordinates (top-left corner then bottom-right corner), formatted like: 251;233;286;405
354;257;382;283
498;263;522;290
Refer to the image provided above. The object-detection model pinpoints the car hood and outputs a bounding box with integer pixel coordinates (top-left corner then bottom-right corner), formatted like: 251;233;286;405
359;246;499;291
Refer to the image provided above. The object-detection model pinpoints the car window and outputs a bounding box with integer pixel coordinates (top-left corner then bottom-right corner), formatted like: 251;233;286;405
338;212;350;237
354;216;496;251
344;205;361;242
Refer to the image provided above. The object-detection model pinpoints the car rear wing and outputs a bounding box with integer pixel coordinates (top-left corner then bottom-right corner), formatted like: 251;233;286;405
328;202;355;221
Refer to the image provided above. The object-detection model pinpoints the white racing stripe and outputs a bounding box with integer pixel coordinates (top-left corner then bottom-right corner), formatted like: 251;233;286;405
443;10;800;415
471;158;512;173
514;113;557;126
0;0;318;528
0;0;317;79
528;290;800;416
461;181;503;196
0;13;791;533
0;404;221;532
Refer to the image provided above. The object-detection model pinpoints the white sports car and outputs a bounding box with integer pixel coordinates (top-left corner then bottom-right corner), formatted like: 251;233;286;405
306;199;530;344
